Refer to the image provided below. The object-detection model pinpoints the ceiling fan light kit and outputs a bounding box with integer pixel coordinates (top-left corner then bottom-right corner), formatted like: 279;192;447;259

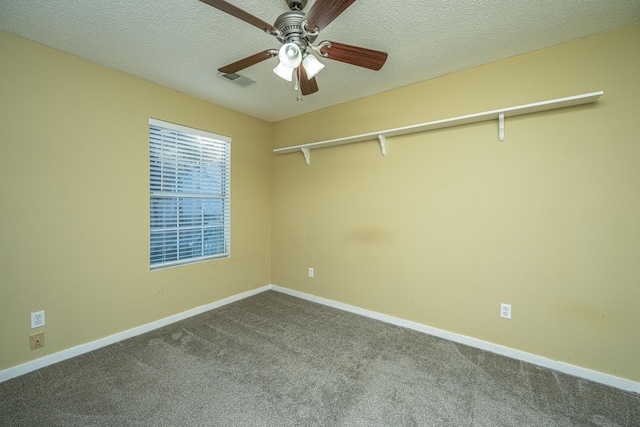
273;43;303;81
273;61;294;81
302;53;325;79
279;43;303;68
201;0;388;98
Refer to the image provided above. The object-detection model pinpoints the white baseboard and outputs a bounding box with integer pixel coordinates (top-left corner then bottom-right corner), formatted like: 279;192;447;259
271;285;640;395
0;285;271;383
3;283;638;395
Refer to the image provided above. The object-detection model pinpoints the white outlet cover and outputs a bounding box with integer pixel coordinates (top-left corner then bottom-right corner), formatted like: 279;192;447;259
308;268;314;278
500;303;511;319
31;310;45;328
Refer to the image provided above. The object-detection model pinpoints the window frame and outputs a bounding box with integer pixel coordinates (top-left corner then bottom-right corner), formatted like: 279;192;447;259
149;118;231;271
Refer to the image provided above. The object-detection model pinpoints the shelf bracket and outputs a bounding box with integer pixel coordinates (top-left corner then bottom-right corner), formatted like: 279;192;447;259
301;147;311;165
498;113;505;142
378;134;387;156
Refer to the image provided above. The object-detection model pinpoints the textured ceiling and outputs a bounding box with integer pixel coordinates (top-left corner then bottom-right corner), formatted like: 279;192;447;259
1;0;639;122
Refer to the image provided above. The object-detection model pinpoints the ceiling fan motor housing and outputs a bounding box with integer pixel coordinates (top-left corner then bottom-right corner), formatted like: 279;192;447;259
274;11;317;51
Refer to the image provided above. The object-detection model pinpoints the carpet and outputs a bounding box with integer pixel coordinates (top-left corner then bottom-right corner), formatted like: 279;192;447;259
1;290;639;426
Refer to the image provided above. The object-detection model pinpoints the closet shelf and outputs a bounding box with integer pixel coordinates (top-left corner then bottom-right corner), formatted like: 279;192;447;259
273;91;604;164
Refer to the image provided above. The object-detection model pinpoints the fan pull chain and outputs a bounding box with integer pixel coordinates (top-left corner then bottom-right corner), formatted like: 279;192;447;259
294;69;304;101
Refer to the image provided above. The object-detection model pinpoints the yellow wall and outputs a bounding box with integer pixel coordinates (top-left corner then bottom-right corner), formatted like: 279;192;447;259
2;23;639;384
272;24;640;382
0;31;272;371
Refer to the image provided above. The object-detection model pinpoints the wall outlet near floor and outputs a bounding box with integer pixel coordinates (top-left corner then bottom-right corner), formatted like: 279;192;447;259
31;310;45;328
308;267;314;278
30;332;45;350
500;303;512;319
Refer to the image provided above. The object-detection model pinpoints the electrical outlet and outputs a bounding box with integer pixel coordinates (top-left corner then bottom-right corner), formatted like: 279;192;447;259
308;267;314;278
31;310;45;328
30;332;45;350
500;303;512;319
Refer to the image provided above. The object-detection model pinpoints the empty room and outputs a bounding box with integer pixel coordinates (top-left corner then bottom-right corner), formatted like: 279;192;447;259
1;0;639;425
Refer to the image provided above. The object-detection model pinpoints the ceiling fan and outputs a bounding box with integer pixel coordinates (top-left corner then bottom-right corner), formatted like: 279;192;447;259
200;0;388;97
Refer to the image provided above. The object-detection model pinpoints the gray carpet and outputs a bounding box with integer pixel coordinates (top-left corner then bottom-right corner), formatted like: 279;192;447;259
1;290;639;426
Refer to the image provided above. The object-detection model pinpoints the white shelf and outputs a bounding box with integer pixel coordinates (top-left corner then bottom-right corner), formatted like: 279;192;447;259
273;91;604;164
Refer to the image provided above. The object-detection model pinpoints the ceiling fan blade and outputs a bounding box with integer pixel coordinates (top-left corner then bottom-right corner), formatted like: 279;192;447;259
304;0;356;32
218;50;278;74
320;41;388;70
297;66;319;96
199;0;278;34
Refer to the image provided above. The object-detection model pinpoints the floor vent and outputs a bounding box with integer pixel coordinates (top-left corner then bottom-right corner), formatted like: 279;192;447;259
220;73;256;87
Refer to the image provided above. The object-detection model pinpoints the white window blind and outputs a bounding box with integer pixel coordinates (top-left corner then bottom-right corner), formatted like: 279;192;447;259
149;118;231;270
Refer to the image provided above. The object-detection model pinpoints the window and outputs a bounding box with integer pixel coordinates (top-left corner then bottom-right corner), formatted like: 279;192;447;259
149;118;231;270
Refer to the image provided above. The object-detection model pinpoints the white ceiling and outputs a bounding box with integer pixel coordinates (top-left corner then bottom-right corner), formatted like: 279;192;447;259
1;0;639;122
